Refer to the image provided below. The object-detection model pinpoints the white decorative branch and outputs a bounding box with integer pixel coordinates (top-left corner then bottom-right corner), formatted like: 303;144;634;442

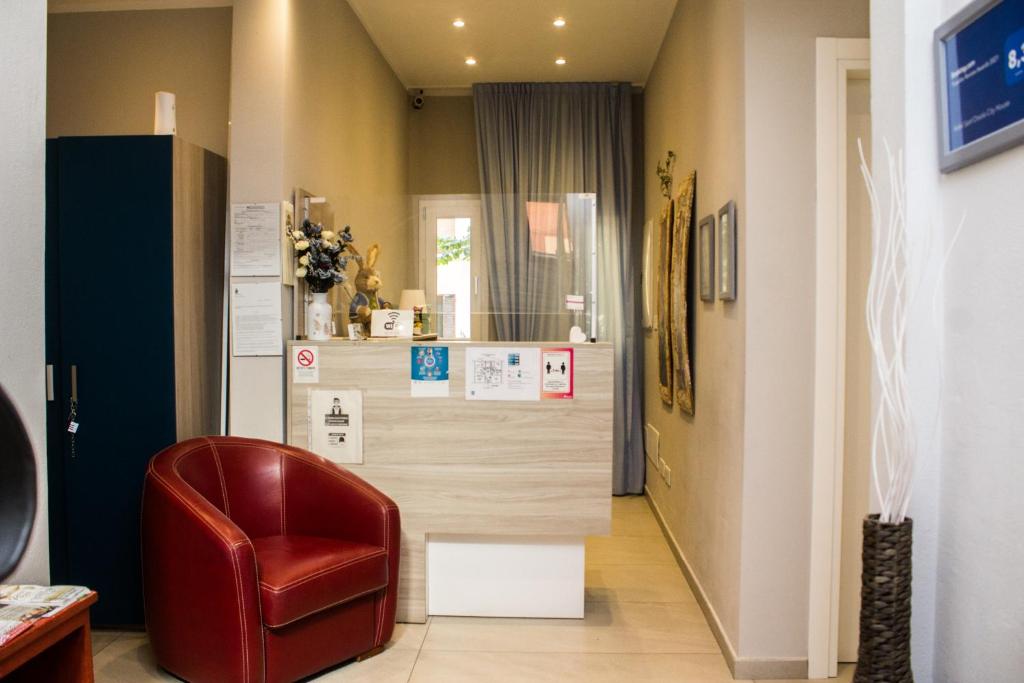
862;140;907;524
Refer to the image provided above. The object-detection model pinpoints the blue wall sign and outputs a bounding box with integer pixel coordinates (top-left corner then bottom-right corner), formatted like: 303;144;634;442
938;0;1024;170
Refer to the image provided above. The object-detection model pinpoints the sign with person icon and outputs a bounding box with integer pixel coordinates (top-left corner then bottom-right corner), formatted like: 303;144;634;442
541;348;574;399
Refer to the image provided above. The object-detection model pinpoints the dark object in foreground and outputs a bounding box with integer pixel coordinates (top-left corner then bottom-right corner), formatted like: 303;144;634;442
0;384;36;582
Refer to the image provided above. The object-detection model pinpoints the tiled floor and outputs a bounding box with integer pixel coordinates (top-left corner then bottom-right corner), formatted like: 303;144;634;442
92;496;854;682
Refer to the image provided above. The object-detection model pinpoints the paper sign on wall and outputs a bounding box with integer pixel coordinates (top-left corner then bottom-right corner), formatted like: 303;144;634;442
292;345;319;383
231;281;283;357
230;203;282;276
541;348;574;399
465;347;541;401
565;294;585;311
308;389;363;464
411;345;449;397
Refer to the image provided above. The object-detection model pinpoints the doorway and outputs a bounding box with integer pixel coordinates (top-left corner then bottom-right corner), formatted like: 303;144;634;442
809;37;871;679
417;197;487;340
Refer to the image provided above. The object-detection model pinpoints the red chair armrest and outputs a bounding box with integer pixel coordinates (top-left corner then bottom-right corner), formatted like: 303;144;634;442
142;461;263;683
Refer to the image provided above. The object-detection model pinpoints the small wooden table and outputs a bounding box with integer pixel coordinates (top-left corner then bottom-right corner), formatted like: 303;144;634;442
0;592;97;682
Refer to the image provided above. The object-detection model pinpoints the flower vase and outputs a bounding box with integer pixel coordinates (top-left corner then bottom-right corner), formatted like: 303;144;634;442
306;292;334;341
854;514;913;683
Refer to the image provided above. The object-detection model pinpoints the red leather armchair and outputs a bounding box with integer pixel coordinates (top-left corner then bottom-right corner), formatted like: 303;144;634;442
142;437;400;683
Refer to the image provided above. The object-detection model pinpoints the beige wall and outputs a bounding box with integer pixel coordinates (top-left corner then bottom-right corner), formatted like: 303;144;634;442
644;0;869;669
408;96;480;196
228;0;411;439
47;8;232;157
642;0;747;650
285;0;411;295
738;0;868;660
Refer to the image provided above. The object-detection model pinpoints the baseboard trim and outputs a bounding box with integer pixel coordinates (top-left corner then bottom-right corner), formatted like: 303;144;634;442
643;487;809;681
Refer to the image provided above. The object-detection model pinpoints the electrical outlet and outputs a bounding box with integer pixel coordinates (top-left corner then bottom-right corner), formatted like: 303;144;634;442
645;424;660;464
663;463;672;486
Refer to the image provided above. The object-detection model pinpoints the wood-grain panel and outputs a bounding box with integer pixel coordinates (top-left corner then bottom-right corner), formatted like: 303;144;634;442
172;137;226;440
287;340;613;622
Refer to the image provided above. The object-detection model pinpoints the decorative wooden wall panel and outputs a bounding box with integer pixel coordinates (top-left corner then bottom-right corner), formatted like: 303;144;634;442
172;137;226;440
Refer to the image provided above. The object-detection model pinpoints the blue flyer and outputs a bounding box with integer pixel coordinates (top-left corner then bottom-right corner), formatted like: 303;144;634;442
411;345;450;397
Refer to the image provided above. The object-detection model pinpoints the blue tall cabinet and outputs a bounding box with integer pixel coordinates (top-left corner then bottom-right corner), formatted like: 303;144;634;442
45;136;227;627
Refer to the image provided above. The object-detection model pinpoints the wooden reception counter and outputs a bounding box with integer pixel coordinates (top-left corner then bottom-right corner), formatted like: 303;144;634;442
285;339;613;623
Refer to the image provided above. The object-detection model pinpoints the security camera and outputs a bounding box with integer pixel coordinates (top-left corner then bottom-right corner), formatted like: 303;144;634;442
411;90;425;110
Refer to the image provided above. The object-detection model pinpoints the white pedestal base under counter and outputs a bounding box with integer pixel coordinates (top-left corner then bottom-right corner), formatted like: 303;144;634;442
426;535;585;618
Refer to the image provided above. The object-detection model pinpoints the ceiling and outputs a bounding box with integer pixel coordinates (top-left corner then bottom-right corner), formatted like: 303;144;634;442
346;0;679;90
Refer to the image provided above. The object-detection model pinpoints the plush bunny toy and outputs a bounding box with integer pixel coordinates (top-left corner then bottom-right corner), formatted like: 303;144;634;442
348;243;391;325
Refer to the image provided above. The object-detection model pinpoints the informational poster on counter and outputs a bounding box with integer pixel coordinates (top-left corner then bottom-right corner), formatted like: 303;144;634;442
230;203;281;276
465;347;541;401
411;345;449;397
292;345;319;383
541;348;574;399
308;389;363;464
231;282;282;357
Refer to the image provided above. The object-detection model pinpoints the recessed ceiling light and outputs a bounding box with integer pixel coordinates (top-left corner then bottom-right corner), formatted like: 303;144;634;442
555;58;567;65
452;19;465;28
465;57;477;66
553;17;567;28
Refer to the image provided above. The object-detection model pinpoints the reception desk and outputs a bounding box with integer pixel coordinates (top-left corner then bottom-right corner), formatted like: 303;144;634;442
285;339;612;622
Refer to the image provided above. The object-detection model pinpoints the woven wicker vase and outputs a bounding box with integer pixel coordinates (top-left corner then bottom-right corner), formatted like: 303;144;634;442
854;514;913;683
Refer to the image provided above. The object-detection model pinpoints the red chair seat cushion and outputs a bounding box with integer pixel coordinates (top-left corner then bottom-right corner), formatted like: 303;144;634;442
252;535;388;628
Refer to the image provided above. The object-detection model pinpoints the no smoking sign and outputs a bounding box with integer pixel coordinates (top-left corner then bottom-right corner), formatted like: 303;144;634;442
292;346;320;383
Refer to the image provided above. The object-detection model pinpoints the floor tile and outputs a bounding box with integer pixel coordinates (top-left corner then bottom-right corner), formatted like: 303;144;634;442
610;496;664;537
761;662;855;683
388;620;429;651
410;651;749;682
422;600;719;654
90;630;123;656
313;649;420;682
93;634;176;682
585;563;698;605
585;533;678;566
92;493;745;681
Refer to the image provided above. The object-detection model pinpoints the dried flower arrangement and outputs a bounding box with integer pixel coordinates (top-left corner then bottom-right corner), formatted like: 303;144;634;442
288;219;355;294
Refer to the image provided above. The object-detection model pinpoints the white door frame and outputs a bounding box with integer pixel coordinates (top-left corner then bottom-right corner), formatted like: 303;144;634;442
809;37;870;680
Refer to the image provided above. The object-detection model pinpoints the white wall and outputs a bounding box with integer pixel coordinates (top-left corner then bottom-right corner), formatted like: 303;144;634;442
1;0;49;583
873;1;1024;680
227;0;289;441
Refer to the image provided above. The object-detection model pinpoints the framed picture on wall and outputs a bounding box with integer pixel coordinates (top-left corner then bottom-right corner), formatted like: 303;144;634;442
642;219;656;329
718;201;737;301
698;214;715;302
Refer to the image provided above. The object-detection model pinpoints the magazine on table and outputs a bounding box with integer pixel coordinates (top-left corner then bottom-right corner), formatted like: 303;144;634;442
0;585;90;646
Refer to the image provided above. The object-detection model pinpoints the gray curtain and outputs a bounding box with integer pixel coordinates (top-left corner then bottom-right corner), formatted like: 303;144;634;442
473;82;644;495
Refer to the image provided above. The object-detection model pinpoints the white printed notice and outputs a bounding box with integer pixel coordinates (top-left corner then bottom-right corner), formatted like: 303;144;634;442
231;203;281;276
231;282;282;357
308;389;363;464
465;347;541;401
